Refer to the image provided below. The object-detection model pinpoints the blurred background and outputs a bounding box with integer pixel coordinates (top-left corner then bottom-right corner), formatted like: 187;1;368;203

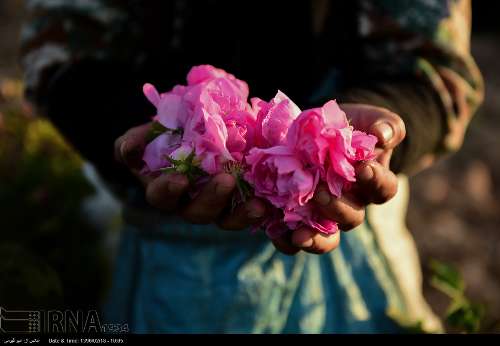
0;0;499;332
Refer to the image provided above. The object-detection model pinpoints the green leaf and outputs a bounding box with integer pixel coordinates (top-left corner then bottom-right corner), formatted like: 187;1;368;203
221;160;253;211
185;150;196;164
446;302;484;333
165;155;182;166
162;167;177;174
145;121;184;143
145;121;168;143
429;259;465;292
428;259;485;333
236;177;252;202
161;150;207;184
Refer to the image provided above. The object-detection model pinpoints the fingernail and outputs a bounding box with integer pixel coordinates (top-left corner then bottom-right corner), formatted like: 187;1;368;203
215;183;234;195
292;229;315;248
215;174;235;195
357;164;374;181
247;205;265;219
166;173;187;185
166;175;187;193
297;238;313;248
120;141;144;169
376;122;394;142
119;140;128;161
315;190;331;206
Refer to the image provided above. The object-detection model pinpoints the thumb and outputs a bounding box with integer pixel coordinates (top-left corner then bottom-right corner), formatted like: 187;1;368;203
341;103;406;150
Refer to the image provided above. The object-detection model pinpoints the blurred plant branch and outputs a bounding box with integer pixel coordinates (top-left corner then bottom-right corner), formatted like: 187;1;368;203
429;259;485;333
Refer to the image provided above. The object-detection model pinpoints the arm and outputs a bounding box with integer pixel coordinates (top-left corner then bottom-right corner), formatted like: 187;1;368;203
340;0;484;174
272;0;484;254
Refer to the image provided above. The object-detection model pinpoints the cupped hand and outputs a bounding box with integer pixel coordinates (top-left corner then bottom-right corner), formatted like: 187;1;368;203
114;123;267;230
115;103;405;256
272;103;406;255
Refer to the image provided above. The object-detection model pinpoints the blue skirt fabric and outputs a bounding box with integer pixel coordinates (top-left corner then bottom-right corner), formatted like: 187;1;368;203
103;212;410;333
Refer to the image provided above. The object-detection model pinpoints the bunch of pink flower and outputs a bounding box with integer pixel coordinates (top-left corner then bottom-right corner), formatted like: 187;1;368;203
141;65;377;238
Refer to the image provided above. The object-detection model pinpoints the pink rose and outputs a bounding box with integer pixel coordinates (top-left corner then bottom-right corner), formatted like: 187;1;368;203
284;204;338;235
142;130;185;173
142;65;254;175
141;65;378;240
321;103;377;196
253;91;301;148
185;65;250;117
260;203;339;238
142;84;187;173
143;83;161;107
183;106;233;175
143;83;189;130
287;100;354;167
187;64;249;99
259;211;289;240
224;110;257;161
244;146;318;210
287;100;377;198
324;126;356;196
286;100;354;197
184;77;249;116
286;108;330;168
350;130;378;161
325;129;377;196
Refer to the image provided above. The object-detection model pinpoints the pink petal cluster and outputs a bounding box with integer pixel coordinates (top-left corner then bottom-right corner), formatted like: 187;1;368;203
141;65;377;239
142;65;255;175
244;94;377;238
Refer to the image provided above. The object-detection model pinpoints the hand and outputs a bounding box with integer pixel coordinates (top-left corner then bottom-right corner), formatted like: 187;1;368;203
114;123;267;230
272;103;406;255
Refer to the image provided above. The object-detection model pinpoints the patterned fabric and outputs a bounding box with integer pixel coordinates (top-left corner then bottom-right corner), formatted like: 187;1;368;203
21;0;483;156
355;0;484;154
20;0;483;333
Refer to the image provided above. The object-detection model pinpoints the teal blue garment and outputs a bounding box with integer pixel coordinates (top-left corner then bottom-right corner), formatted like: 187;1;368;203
103;209;409;333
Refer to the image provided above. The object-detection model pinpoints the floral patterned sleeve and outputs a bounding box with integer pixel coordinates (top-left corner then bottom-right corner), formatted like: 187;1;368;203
20;0;145;108
341;0;484;173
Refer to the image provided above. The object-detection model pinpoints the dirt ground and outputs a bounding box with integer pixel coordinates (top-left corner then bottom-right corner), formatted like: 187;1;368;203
1;0;499;332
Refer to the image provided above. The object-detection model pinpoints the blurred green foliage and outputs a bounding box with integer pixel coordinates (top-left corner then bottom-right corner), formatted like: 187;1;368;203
0;79;109;311
430;259;485;333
